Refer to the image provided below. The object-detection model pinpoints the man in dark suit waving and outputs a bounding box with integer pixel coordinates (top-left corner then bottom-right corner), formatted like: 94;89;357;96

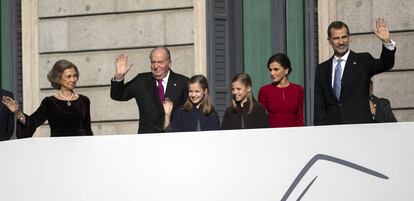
1;89;14;140
314;18;396;125
111;47;189;133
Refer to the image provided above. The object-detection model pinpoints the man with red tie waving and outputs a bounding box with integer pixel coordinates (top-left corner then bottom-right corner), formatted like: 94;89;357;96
111;47;189;133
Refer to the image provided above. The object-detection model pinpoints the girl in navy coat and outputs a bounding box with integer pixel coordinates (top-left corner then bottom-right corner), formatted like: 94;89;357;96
163;75;220;132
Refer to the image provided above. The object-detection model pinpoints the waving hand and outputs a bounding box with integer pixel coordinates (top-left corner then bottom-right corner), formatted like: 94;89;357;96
374;18;391;43
114;53;133;80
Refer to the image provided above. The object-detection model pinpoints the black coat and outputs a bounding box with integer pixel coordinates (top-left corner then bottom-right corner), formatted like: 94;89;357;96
168;106;220;132
221;101;269;129
111;70;189;133
17;95;93;138
314;46;396;125
0;89;14;140
370;95;397;123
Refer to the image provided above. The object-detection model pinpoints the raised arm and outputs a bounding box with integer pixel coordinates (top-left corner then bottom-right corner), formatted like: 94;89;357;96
162;98;174;130
2;96;26;125
114;53;133;80
371;18;396;75
374;18;391;43
111;53;136;101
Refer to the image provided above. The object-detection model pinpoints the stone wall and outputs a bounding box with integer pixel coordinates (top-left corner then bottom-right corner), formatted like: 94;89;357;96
36;0;195;135
335;0;414;122
29;0;413;136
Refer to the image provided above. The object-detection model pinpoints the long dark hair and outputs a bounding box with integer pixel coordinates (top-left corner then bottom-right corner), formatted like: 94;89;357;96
182;75;215;115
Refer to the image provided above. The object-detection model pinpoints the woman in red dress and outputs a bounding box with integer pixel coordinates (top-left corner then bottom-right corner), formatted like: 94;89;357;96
258;53;304;128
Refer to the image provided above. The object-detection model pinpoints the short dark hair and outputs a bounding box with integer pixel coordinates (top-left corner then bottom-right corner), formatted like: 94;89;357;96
267;53;292;75
47;59;79;89
149;46;171;60
327;21;350;38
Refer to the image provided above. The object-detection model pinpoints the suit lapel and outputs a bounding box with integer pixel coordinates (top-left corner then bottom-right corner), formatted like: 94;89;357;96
341;51;358;92
165;70;178;100
325;57;337;99
148;75;162;108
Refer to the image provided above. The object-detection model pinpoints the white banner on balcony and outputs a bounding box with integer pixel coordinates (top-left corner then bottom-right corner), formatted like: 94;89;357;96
0;122;413;201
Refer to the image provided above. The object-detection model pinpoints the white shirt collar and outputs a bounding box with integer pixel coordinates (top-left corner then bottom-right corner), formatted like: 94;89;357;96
331;49;350;87
162;70;171;83
333;49;350;63
156;70;170;87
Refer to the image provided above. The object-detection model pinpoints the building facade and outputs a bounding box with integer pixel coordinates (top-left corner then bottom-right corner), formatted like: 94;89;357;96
1;0;413;136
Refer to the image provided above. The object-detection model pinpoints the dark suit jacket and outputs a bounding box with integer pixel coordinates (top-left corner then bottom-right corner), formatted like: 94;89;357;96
370;95;397;123
314;45;396;125
0;89;14;140
111;70;189;133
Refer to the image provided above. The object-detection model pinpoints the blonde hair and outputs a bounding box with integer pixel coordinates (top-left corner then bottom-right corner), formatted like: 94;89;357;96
230;73;254;115
182;75;215;115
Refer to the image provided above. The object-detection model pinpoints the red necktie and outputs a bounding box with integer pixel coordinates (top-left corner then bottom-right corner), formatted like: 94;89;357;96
157;79;165;102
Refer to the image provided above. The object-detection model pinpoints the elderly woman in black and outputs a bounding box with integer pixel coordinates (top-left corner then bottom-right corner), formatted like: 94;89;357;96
1;59;93;137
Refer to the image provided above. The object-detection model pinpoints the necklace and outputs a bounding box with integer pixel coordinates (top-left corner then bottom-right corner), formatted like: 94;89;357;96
58;90;74;106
